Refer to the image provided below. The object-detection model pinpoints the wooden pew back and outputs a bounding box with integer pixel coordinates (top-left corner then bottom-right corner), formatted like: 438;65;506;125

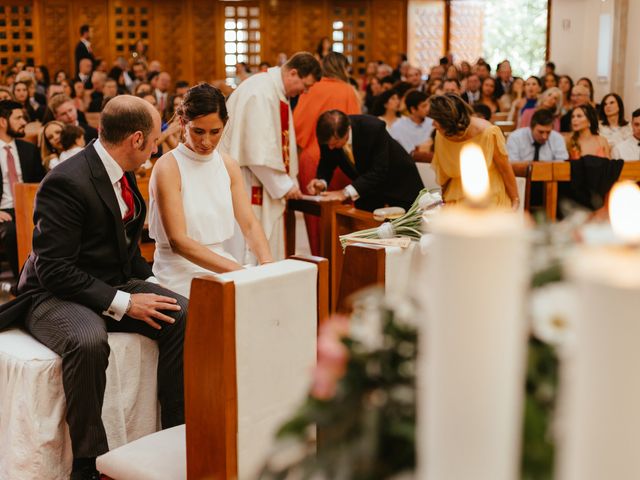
14;183;39;268
184;256;328;479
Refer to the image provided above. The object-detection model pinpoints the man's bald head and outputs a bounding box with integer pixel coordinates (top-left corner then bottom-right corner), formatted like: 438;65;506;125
100;95;159;147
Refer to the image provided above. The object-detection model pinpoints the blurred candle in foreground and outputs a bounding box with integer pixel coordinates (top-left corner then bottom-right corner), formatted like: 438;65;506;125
418;143;529;480
559;181;640;480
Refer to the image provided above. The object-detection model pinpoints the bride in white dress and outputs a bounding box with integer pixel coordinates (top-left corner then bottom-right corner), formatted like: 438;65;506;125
149;83;273;297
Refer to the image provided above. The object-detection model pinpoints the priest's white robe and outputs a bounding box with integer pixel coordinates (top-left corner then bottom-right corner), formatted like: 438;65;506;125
220;67;298;262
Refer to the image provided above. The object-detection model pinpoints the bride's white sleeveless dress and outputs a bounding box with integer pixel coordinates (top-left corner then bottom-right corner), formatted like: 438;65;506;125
149;143;237;298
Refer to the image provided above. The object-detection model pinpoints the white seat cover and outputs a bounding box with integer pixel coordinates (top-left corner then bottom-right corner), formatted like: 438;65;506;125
384;242;421;298
221;260;317;479
97;425;185;480
0;329;160;480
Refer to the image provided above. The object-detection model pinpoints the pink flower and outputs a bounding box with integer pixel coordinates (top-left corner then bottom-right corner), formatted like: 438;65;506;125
311;316;350;400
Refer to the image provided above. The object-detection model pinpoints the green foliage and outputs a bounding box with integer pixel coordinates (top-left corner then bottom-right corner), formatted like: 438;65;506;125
259;292;560;479
260;303;417;480
521;338;559;479
483;0;549;77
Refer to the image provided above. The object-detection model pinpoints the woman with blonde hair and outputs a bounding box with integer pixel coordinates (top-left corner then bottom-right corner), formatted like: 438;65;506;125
519;87;563;130
293;51;361;254
502;76;524;115
39;120;65;170
429;94;519;209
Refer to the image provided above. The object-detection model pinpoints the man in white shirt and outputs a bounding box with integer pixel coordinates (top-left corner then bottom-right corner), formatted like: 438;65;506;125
507;109;569;161
612;109;640;161
389;90;433;158
154;71;171;114
6;96;186;480
0;101;45;281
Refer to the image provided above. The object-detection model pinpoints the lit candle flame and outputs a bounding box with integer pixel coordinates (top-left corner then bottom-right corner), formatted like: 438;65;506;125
460;143;489;205
609;181;640;243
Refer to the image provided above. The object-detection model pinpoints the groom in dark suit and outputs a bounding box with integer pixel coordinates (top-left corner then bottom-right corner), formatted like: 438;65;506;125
5;96;187;480
307;110;424;212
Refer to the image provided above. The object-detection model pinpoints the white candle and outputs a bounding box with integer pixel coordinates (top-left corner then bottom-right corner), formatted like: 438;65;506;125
418;145;529;480
558;181;640;480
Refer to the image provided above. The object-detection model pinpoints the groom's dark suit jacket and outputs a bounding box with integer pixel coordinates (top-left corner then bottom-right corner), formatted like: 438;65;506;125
0;142;151;330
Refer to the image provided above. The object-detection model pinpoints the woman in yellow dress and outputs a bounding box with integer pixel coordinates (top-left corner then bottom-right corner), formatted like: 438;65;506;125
429;94;519;209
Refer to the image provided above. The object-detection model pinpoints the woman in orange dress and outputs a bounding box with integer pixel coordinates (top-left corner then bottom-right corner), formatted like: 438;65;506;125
294;52;361;254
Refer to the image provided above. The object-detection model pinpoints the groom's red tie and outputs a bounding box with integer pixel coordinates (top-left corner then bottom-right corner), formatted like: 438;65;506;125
119;174;134;222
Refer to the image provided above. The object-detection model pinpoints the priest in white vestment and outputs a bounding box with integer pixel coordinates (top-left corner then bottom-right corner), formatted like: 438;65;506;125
220;52;321;261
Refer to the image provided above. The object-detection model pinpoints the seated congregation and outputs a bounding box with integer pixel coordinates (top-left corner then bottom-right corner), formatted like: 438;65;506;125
1;22;639;480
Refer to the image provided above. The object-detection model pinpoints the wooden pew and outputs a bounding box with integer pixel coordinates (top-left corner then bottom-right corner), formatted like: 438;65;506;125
512;161;640;221
336;242;422;313
15;177;155;269
284;196;342;260
134;174;155;263
96;256;328;480
14;183;39;268
330;206;381;312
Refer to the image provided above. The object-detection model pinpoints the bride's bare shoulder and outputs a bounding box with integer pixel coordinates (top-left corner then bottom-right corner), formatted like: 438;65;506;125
150;151;179;187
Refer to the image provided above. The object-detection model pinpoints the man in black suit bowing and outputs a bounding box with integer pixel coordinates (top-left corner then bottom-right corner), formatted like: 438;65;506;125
0;100;46;282
15;96;187;479
307;110;424;211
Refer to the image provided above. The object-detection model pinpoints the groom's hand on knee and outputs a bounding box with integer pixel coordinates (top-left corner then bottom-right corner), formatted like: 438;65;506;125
127;293;182;330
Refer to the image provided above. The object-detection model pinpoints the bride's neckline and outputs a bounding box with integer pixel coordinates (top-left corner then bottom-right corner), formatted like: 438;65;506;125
177;142;215;162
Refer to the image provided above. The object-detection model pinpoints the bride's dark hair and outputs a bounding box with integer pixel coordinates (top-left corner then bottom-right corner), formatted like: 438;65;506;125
176;82;228;124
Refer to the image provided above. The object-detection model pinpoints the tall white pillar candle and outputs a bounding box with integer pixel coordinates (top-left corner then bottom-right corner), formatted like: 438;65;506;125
419;208;529;480
558;181;640;479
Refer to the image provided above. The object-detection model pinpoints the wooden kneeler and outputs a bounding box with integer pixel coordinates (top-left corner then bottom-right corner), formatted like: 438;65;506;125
97;256;328;480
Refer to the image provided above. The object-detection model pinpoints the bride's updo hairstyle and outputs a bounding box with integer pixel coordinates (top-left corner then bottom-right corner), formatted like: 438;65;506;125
428;93;473;137
176;82;228;124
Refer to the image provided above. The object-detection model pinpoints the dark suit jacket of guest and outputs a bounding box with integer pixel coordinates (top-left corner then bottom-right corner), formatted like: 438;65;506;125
1;140;46;204
73;74;93;91
75;40;95;74
317;115;424;212
79;120;99;144
0;142;152;330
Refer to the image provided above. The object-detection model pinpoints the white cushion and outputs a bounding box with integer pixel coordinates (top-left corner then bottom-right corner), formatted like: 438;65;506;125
384;242;421;298
220;260;317;479
0;329;160;480
97;425;185;480
516;176;526;213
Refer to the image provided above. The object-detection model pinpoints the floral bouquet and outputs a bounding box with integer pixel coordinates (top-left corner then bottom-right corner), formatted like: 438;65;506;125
339;188;443;250
258;290;418;480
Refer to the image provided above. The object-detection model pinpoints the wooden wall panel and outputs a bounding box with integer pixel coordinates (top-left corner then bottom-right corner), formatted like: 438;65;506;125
39;1;71;76
263;0;297;66
73;2;109;70
2;0;409;84
370;0;407;65
153;0;188;81
297;0;330;54
192;1;218;82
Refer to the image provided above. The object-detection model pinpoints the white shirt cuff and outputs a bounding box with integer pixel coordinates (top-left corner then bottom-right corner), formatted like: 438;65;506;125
103;290;131;321
145;276;160;284
250;165;295;199
344;184;360;201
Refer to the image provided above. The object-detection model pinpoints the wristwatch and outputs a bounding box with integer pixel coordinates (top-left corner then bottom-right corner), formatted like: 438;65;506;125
125;297;133;315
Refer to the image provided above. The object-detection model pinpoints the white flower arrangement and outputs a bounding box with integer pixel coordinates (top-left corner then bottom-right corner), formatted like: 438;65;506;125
339;189;443;250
